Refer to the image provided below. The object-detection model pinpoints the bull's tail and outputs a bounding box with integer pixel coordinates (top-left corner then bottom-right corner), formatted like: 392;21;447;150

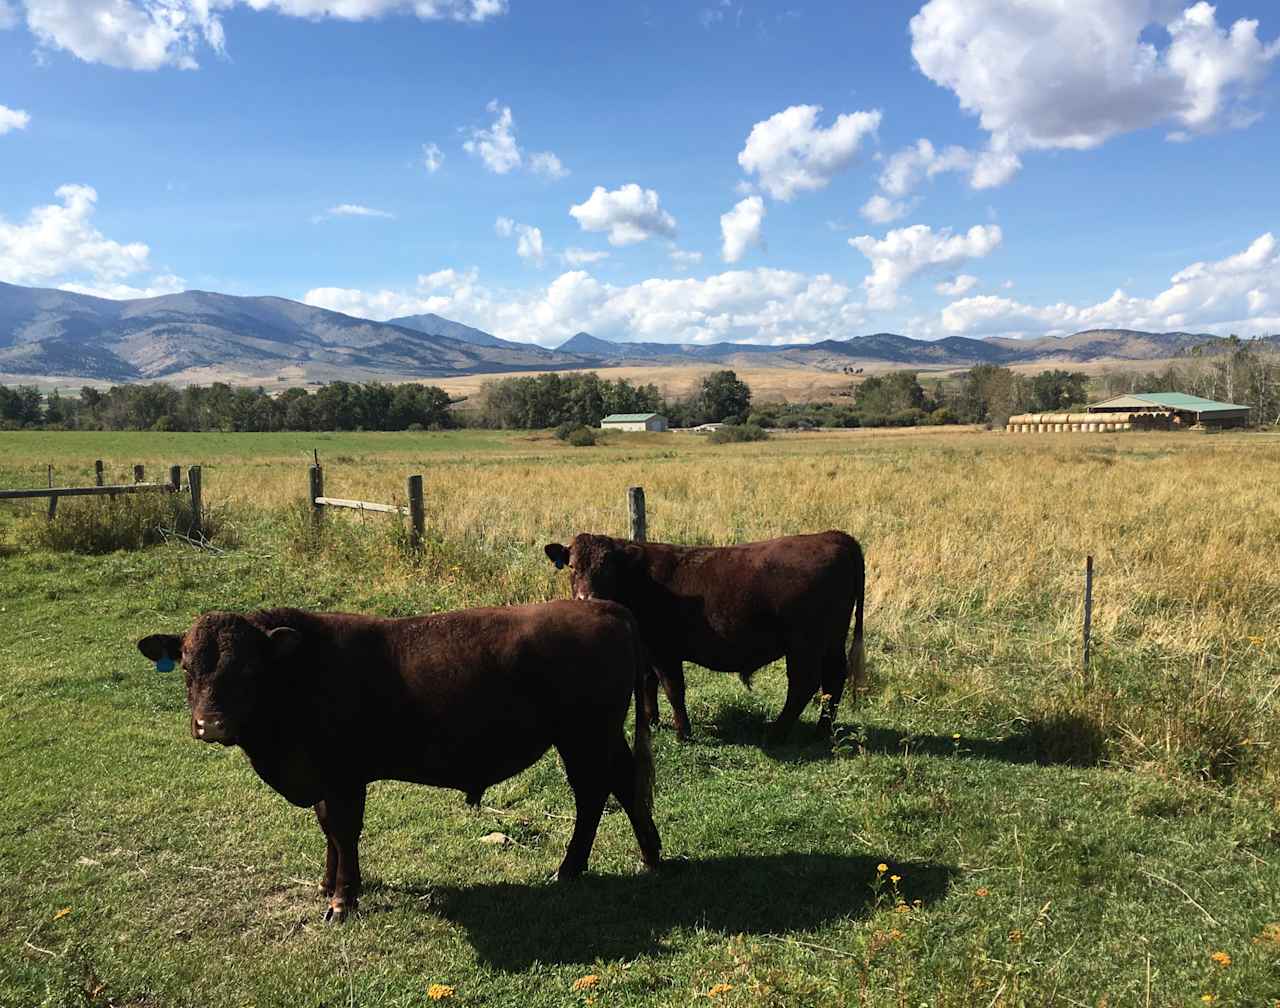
633;639;655;816
847;542;867;700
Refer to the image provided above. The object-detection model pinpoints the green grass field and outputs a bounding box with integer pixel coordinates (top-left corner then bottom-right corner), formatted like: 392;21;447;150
2;428;1278;1007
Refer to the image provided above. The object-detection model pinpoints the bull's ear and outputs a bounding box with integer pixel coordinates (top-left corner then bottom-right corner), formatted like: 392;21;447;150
267;626;302;658
138;633;182;664
544;543;570;569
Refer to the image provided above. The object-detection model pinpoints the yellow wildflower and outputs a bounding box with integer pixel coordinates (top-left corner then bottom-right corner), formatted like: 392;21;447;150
1008;929;1023;943
1201;995;1216;1004
52;908;72;921
888;929;905;940
1248;635;1264;646
952;733;961;740
427;984;455;1001
895;903;911;914
708;983;733;998
1210;951;1231;967
890;874;901;884
572;975;600;991
877;863;888;873
976;887;990;897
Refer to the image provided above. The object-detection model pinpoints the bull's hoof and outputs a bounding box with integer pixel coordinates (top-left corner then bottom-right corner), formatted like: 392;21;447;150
552;863;586;882
324;897;356;923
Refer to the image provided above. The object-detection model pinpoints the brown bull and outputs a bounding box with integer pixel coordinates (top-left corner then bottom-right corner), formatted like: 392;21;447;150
137;601;660;922
544;530;865;743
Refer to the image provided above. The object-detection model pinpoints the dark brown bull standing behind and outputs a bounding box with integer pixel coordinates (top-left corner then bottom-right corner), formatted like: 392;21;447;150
137;600;660;922
544;530;865;743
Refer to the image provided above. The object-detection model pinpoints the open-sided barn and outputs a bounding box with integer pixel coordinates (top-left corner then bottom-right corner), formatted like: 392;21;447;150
1085;393;1251;428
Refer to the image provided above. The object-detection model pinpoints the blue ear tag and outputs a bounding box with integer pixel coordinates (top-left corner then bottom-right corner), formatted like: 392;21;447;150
155;656;176;673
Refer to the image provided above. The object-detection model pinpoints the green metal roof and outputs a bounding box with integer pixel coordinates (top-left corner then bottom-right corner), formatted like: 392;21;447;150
601;413;663;422
1090;392;1249;413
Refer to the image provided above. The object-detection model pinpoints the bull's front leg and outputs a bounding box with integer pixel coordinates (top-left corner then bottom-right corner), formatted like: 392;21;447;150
313;801;338;898
643;668;661;727
318;785;366;923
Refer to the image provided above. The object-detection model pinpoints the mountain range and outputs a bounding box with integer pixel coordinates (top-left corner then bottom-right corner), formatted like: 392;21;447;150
0;280;1270;385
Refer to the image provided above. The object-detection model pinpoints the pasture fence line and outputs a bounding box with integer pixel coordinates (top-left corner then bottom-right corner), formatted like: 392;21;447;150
307;454;424;551
0;460;202;535
622;484;1100;672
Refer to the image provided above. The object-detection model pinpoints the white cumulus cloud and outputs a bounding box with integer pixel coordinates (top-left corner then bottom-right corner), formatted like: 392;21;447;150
529;151;568;179
569;183;677;246
462;100;566;178
938;232;1280;338
860;194;911;225
849;223;1002;309
910;0;1280;181
935;274;978;296
737;104;881;201
495;216;544;267
0;104;30;134
720;195;764;264
20;0;505;70
304;266;864;347
0;184;158;287
422;142;444;173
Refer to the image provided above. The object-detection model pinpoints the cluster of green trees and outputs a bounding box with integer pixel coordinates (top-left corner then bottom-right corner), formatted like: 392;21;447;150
0;381;455;431
479;372;663;429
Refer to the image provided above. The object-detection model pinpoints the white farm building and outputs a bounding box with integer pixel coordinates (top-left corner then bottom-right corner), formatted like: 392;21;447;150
600;412;668;432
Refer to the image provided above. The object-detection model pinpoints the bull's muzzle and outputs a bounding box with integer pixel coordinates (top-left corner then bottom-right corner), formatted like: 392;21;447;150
192;714;234;745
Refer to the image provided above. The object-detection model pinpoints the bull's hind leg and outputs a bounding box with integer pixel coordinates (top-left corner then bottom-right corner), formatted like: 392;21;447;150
607;732;661;870
643;668;662;728
553;739;611;880
816;647;850;737
769;649;821;744
657;659;692;741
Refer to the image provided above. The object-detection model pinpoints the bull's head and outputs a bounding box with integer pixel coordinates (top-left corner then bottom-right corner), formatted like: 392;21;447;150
544;533;641;602
137;613;301;746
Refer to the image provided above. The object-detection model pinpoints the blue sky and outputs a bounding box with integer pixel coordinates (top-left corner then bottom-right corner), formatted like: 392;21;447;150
1;0;1278;346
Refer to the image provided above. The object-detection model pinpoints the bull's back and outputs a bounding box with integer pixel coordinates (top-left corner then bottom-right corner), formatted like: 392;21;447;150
643;531;860;666
274;602;638;792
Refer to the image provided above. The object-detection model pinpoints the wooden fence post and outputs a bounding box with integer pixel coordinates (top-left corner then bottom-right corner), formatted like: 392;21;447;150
309;464;324;528
1082;555;1094;672
407;475;425;551
46;464;57;521
628;486;646;542
188;466;203;538
169;465;181;492
133;464;145;484
94;460;104;486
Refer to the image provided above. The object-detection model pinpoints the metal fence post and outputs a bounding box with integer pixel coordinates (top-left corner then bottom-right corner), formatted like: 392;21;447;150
1083;555;1094;673
628;486;646;542
407;475;425;551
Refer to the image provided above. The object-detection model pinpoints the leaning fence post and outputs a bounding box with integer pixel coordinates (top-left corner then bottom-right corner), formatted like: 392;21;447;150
407;475;425;551
188;466;203;538
46;464;57;521
628;486;646;542
309;464;324;528
1082;555;1094;672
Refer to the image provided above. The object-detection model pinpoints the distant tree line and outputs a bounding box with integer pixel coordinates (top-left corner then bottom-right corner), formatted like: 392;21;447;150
0;381;456;431
478;369;755;429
